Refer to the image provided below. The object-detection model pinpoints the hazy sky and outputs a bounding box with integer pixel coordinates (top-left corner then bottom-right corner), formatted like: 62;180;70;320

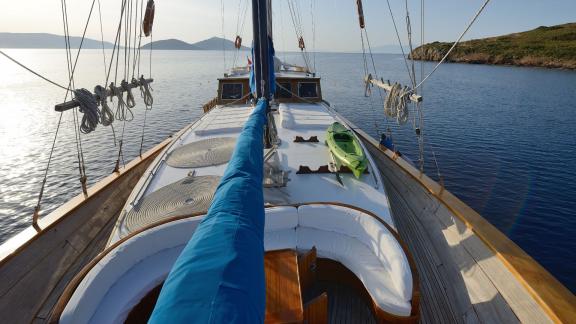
1;0;574;52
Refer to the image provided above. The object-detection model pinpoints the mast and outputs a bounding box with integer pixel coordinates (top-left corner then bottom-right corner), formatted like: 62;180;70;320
251;0;272;99
251;0;275;148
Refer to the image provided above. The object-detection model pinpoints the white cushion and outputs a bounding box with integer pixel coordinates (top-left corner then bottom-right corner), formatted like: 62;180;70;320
90;246;184;323
298;204;412;301
264;229;297;251
62;205;414;322
61;217;203;324
264;206;298;232
297;227;411;316
278;103;333;130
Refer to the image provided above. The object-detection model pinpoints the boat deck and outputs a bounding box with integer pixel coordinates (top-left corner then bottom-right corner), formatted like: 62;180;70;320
359;136;555;323
1;101;574;323
109;101;393;243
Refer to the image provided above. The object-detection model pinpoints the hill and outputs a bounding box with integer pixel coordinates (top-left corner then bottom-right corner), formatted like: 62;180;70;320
370;44;407;54
140;39;200;50
0;33;116;49
0;33;248;51
141;37;249;51
409;23;576;69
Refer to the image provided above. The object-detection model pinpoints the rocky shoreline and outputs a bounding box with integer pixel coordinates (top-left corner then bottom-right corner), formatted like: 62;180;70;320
409;23;576;70
409;44;576;70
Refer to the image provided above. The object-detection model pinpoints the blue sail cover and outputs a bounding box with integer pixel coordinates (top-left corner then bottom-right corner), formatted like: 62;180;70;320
149;99;268;323
249;38;276;96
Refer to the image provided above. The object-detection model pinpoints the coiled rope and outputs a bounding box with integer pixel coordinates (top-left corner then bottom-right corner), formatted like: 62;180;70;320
122;79;136;108
111;81;134;121
384;83;409;125
138;76;154;109
94;85;114;126
73;88;101;134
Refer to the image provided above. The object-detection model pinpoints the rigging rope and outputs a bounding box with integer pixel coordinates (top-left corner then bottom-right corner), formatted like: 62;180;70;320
310;0;316;71
220;0;227;72
32;112;64;231
232;0;249;68
409;0;492;93
0;51;70;91
384;0;416;86
287;0;313;72
356;0;383;136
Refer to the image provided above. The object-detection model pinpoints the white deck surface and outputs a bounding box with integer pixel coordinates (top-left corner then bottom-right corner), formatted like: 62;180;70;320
110;101;393;243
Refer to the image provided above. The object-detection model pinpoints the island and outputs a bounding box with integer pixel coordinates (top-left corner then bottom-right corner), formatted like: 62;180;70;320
0;33;249;51
0;33;115;49
141;37;249;51
409;23;576;69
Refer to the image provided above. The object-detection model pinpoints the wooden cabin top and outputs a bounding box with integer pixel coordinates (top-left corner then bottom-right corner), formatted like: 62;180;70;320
216;65;323;105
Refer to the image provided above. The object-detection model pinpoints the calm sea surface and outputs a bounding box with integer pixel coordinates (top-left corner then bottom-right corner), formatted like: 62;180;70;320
1;50;575;292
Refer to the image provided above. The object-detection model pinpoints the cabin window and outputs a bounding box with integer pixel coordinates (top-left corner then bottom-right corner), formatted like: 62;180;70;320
298;82;318;98
275;82;292;99
221;83;243;100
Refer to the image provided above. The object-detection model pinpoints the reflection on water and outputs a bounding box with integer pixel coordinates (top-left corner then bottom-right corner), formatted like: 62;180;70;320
0;49;575;293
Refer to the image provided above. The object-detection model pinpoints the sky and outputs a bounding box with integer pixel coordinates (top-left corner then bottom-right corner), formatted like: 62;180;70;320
0;0;575;52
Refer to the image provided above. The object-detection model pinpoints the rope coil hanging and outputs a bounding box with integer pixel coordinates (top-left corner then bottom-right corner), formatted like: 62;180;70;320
94;85;114;126
73;88;101;134
137;75;154;109
111;81;134;121
384;82;410;125
122;79;136;108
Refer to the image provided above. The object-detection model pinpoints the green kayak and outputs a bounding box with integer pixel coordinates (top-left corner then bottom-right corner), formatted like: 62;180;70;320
326;122;367;178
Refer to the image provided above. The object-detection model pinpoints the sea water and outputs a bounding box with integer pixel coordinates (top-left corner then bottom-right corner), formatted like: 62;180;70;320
0;49;575;292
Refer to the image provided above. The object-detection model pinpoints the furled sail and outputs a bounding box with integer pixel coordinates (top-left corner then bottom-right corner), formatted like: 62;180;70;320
149;99;268;323
250;37;276;97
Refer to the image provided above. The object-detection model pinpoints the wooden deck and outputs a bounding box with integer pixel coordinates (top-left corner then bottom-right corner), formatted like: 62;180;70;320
315;282;376;324
265;250;304;323
359;137;557;323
